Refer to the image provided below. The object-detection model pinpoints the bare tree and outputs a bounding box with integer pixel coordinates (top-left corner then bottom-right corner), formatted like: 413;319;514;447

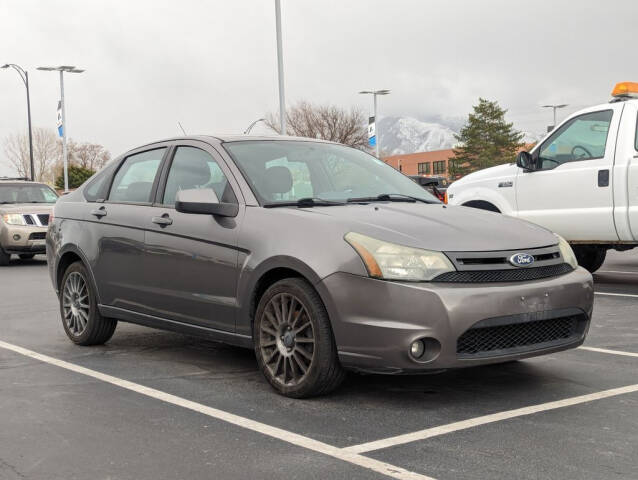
266;101;368;149
3;128;59;182
73;142;111;171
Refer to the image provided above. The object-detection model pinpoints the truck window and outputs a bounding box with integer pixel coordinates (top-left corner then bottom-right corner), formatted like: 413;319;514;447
537;110;613;170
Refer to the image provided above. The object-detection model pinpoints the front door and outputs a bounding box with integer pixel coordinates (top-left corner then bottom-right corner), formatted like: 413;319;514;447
515;105;623;241
139;143;243;332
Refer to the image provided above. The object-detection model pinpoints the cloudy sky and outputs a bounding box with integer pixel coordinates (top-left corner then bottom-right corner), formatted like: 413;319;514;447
1;0;637;176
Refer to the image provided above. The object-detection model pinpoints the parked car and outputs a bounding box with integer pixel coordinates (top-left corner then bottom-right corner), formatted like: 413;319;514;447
0;178;58;265
47;136;593;397
409;175;447;202
446;82;638;272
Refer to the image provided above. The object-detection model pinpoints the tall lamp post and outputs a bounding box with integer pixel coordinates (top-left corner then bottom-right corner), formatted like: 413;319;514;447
542;104;568;132
1;63;34;181
359;89;390;158
274;0;286;135
37;65;84;192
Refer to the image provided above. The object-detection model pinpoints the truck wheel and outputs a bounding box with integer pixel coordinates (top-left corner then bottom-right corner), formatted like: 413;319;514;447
60;261;117;345
0;248;10;266
572;246;607;273
253;278;345;398
462;200;501;213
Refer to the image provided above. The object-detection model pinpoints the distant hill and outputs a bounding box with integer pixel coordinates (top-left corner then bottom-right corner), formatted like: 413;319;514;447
377;116;458;155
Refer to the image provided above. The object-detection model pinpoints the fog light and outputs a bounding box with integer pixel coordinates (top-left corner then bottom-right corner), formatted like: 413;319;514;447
410;340;425;359
13;234;20;241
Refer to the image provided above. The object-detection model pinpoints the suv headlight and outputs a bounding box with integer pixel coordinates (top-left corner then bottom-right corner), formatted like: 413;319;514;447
1;214;26;226
345;232;455;281
556;234;578;269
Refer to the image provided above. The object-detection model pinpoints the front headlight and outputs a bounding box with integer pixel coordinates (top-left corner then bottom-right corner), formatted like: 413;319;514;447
556;234;578;269
345;232;455;281
1;214;26;226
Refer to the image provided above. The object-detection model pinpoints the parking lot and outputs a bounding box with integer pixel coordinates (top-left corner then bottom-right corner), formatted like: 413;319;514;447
1;251;637;480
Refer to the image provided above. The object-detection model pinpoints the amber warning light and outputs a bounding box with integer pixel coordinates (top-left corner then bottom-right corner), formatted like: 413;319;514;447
611;82;638;98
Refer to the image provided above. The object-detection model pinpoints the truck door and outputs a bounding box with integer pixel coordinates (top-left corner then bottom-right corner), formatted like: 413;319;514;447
515;104;623;241
624;103;638;239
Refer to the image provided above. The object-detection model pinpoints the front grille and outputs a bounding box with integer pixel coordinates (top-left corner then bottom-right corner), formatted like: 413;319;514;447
29;232;46;240
433;263;573;283
37;214;50;226
23;214;35;225
457;314;584;357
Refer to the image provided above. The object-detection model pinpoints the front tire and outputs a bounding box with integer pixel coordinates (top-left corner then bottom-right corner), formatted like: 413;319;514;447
572;245;607;273
60;261;117;345
253;278;345;398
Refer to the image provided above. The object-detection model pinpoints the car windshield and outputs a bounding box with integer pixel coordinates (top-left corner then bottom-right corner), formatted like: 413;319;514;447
0;184;59;204
223;140;439;205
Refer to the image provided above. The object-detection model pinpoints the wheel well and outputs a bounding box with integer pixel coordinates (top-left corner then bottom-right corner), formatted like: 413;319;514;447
56;251;82;291
250;267;305;326
462;200;501;213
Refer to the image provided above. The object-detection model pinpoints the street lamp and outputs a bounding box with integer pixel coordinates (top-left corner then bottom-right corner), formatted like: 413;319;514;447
274;0;286;135
37;65;85;192
542;104;568;131
244;118;266;135
1;63;35;181
359;89;390;158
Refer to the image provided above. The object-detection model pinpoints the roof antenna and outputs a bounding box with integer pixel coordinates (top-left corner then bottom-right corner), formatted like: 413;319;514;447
177;122;187;135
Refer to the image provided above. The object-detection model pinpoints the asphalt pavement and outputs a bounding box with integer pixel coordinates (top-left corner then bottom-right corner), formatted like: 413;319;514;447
0;251;637;480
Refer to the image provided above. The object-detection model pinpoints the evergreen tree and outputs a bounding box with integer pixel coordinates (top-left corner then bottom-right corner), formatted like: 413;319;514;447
55;165;95;190
449;98;524;178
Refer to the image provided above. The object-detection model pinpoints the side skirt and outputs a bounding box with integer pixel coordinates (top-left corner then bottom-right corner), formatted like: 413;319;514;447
99;305;253;348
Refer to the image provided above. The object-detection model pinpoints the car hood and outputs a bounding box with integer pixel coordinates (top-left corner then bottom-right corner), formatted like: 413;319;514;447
0;203;55;215
449;163;517;189
296;202;557;252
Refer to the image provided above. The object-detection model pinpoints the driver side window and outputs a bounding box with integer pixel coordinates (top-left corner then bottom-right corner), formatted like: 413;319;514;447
537;110;613;170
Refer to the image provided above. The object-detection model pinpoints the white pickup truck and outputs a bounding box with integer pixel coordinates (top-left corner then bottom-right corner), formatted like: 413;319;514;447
447;82;638;272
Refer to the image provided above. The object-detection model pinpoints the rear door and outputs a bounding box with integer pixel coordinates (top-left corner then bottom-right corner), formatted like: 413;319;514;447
90;146;168;311
138;141;244;332
515;105;623;241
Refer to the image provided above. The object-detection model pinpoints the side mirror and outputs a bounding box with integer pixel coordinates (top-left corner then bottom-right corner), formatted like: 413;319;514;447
516;151;534;171
175;188;239;217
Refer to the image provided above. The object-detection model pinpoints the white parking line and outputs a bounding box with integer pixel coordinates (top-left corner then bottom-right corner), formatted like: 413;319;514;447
344;383;638;454
594;292;638;298
0;340;433;480
596;270;638;275
579;346;638;358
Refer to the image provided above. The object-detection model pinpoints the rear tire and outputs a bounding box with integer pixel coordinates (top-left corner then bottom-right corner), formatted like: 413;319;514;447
253;278;345;398
19;254;35;260
60;261;117;345
572;245;607;273
0;248;10;266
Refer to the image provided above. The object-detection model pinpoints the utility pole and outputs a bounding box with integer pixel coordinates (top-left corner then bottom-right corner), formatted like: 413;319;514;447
542;104;568;132
275;0;286;135
359;89;390;158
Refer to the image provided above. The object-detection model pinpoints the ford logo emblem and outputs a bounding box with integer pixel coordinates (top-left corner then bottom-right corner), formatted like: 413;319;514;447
509;253;535;267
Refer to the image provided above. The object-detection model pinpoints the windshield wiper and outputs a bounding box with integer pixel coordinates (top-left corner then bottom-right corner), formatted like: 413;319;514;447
263;197;347;208
347;193;438;204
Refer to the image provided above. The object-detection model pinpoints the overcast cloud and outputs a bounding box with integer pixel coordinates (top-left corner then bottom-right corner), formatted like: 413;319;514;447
1;0;637;176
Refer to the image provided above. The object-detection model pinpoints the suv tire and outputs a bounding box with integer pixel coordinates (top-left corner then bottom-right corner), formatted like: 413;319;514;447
572;245;607;273
60;261;117;345
253;278;345;398
0;248;10;266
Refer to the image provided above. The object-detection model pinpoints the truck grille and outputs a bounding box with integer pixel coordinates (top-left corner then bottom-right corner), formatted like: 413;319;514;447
433;263;573;283
29;232;46;240
457;312;587;358
37;214;50;226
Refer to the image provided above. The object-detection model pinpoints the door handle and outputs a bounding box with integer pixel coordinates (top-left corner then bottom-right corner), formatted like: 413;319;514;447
152;214;173;227
598;169;609;187
90;207;107;218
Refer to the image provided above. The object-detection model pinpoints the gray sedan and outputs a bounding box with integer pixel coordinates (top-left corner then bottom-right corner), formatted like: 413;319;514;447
46;136;594;397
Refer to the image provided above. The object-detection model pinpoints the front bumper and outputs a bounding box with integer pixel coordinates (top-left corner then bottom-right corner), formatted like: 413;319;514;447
0;224;47;254
317;267;594;373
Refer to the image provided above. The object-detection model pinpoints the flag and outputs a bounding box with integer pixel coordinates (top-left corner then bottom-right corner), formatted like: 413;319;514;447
56;101;63;137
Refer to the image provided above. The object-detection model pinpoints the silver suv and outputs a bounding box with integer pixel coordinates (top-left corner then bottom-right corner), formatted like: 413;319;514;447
0;179;58;265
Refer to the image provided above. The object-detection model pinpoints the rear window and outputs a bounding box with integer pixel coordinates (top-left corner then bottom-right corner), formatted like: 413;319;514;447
108;148;166;203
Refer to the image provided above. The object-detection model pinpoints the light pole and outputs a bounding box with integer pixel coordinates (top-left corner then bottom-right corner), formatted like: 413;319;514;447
244;118;266;135
359;89;390;158
37;65;84;192
274;0;286;135
542;104;568;131
1;64;34;181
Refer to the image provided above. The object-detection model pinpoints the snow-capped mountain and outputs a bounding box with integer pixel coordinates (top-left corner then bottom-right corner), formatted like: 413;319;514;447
378;116;458;155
